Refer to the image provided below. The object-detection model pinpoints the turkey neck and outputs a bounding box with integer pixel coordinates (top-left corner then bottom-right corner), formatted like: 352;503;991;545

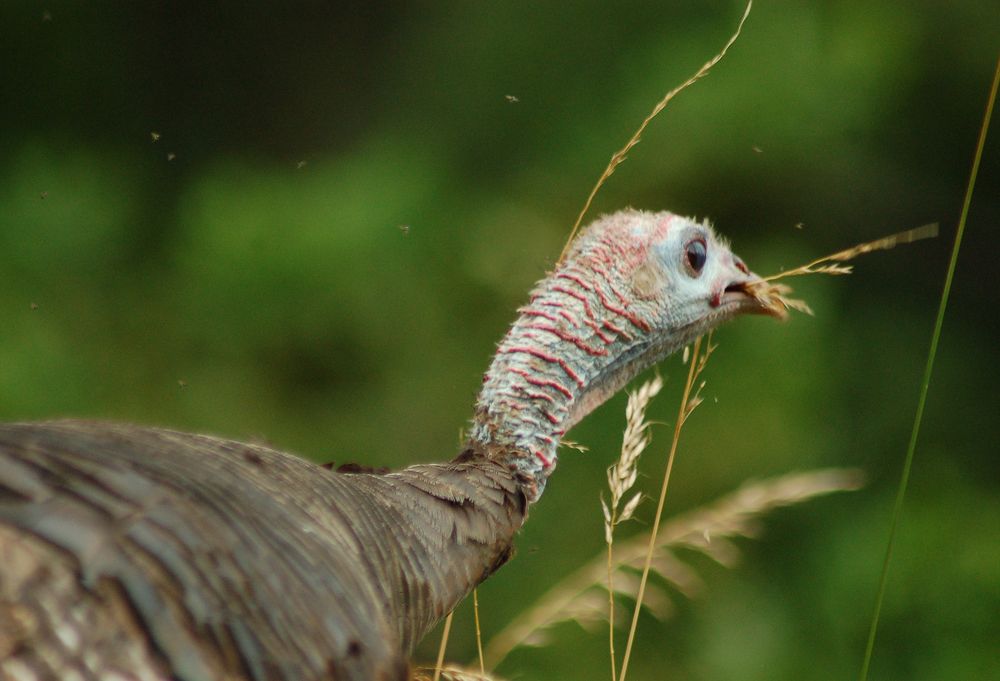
468;225;689;503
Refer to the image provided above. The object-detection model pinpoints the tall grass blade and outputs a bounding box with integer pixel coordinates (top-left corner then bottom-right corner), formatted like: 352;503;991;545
433;611;454;681
857;55;999;681
603;375;664;681
557;1;752;263
617;337;703;681
474;588;486;676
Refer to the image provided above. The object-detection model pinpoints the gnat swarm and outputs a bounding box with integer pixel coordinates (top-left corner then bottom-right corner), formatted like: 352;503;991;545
0;210;779;680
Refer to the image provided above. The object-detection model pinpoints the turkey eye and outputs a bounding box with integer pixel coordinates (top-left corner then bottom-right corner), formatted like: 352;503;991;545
685;239;707;276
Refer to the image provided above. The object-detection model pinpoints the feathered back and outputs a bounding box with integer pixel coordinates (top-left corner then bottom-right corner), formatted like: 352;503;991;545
0;421;523;680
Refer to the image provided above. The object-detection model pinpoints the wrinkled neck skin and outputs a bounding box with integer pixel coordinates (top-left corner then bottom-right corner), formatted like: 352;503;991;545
467;212;711;503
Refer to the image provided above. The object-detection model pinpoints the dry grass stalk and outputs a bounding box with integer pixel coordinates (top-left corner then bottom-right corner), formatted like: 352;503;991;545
601;374;663;681
415;666;509;681
682;334;716;424
481;468;863;668
432;611;454;681
473;588;486;676
746;223;940;317
557;1;753;264
603;375;664;542
618;334;712;681
765;222;940;280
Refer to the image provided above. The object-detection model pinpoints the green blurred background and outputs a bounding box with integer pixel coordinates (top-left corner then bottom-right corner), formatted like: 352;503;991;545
2;1;997;679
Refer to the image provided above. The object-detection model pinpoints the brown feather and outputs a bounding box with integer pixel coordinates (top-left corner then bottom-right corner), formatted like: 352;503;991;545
0;421;524;681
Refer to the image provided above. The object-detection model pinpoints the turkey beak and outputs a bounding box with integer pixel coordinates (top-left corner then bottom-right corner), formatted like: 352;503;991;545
712;256;787;319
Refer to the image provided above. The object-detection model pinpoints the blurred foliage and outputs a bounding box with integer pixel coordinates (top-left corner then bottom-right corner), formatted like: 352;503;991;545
1;1;997;679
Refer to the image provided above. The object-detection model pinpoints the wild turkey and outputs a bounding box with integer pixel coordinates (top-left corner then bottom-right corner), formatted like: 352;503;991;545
0;209;780;680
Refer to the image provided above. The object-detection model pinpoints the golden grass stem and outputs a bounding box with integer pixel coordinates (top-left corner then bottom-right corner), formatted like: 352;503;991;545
433;612;454;681
857;54;999;681
603;375;662;681
744;221;939;318
557;1;752;265
606;540;618;681
473;589;486;676
618;336;703;681
761;223;940;284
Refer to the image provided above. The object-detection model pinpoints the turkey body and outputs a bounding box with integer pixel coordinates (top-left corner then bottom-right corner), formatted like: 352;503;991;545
0;210;775;680
0;421;524;681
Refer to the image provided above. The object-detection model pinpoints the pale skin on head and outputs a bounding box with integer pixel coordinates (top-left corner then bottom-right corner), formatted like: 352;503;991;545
469;209;780;502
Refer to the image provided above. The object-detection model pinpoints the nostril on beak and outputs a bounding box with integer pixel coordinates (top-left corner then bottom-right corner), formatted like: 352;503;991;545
733;256;749;275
